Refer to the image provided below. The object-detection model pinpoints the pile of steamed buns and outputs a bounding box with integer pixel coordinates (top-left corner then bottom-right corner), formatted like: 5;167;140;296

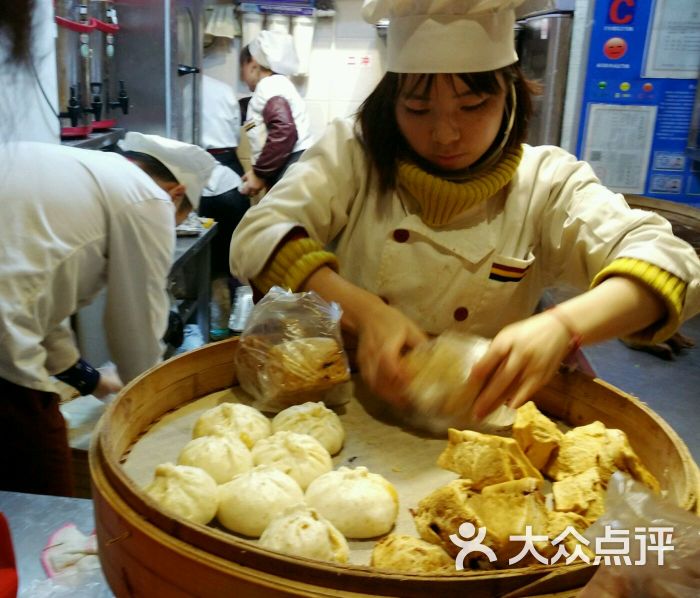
144;401;398;564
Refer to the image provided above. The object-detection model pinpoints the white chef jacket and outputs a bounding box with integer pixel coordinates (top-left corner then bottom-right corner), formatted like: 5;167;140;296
202;163;242;197
201;74;241;150
230;118;700;338
244;74;313;165
0;142;175;392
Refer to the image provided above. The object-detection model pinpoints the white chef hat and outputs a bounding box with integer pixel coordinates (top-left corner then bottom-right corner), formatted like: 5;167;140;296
118;132;217;210
362;0;524;74
248;30;299;76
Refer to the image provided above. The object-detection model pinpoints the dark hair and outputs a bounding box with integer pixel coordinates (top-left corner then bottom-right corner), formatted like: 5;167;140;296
120;151;178;184
357;64;535;193
0;0;35;64
239;45;252;68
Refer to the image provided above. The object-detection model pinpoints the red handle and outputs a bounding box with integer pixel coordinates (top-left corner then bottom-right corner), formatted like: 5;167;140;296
94;18;120;33
55;15;97;33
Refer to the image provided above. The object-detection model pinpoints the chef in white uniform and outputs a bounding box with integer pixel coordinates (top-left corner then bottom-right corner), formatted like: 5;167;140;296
230;0;700;420
0;133;213;496
201;73;244;176
238;30;313;197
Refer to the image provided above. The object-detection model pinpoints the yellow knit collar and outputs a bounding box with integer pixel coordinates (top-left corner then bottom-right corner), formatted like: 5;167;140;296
397;146;523;227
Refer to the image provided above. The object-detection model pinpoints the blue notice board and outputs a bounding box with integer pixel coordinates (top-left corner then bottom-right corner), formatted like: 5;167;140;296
576;0;700;205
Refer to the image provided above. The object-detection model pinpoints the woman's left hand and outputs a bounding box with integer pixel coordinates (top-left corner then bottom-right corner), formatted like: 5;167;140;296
469;311;574;419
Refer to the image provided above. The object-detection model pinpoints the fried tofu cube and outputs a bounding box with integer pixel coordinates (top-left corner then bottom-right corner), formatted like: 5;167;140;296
552;466;606;522
413;477;552;566
546;421;660;493
371;535;455;573
512;401;564;470
437;428;542;490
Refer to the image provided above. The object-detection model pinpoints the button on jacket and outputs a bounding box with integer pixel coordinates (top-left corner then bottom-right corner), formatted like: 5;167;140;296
0;143;175;391
230;119;700;338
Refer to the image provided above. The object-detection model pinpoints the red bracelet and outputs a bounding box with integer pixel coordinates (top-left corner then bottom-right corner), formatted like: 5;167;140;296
547;306;583;355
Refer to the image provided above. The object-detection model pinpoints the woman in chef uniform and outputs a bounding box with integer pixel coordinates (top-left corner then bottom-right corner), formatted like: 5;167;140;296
238;30;313;197
229;0;700;420
0;130;214;496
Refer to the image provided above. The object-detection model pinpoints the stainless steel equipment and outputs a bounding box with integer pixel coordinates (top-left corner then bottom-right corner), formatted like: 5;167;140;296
517;9;574;146
114;0;204;143
54;1;94;136
87;0;128;129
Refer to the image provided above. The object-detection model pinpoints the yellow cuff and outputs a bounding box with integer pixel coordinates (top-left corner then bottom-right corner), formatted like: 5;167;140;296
253;237;339;294
591;258;686;343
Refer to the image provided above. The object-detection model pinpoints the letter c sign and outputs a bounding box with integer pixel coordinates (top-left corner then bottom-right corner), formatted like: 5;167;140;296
609;0;635;25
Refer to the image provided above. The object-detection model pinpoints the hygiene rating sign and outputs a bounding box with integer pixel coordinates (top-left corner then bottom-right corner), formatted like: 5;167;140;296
449;522;674;568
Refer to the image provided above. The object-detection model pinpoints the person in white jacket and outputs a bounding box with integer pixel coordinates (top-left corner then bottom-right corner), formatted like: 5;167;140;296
238;30;313;197
201;73;244;176
0;132;214;496
229;0;700;421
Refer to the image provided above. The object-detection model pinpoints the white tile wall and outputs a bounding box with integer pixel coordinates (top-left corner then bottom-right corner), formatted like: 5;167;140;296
305;100;331;142
334;0;377;39
328;39;385;102
202;0;385;140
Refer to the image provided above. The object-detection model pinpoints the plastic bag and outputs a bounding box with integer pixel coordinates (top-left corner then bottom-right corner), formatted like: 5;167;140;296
233;287;351;412
580;472;700;597
401;331;515;434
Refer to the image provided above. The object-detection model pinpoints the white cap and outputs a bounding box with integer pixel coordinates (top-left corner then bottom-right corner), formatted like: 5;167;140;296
249;30;299;76
118;132;217;210
362;0;524;73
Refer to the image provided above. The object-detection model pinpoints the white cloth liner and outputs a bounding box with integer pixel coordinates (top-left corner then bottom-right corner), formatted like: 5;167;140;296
204;5;240;45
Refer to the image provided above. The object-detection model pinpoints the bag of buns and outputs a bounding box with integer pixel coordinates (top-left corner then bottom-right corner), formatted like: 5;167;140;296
401;331;515;434
233;287;351;412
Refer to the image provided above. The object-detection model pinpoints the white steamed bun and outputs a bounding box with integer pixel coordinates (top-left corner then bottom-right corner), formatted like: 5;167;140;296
217;465;304;537
305;466;399;538
252;431;332;490
144;463;218;525
272;402;345;455
259;504;349;563
177;435;253;484
192;402;271;447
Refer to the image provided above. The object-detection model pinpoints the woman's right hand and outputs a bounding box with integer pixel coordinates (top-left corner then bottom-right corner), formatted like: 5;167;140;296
302;266;427;403
355;301;428;403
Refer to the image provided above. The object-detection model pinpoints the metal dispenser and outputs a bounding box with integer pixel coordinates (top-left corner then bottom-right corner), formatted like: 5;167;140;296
88;0;128;130
55;0;129;138
54;1;95;137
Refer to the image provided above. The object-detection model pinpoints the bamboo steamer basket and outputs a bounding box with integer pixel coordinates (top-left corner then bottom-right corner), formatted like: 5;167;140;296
90;337;699;597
